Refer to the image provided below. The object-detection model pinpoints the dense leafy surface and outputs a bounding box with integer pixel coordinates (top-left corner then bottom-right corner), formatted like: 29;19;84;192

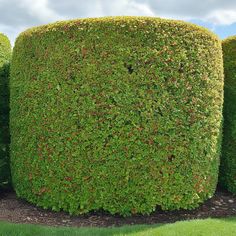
10;17;224;215
220;36;236;193
0;33;11;187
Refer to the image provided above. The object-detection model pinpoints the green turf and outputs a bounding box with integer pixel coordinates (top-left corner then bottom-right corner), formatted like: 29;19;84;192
0;218;235;236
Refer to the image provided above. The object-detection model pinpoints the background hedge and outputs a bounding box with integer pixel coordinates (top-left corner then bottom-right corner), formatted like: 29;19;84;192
10;17;224;216
0;33;11;187
220;36;236;193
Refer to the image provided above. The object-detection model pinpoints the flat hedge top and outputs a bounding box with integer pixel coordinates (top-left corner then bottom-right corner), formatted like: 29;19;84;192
16;16;219;43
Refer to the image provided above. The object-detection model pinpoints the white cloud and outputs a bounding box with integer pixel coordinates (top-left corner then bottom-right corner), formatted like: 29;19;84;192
0;0;236;43
135;0;236;25
98;0;154;16
206;9;236;25
19;0;63;23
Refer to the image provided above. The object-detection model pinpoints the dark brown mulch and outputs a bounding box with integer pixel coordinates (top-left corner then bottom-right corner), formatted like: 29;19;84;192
0;188;235;227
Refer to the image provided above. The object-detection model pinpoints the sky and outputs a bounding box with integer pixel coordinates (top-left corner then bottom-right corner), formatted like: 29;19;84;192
0;0;236;45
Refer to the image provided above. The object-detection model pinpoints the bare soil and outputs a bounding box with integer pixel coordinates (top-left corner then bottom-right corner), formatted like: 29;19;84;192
0;189;235;227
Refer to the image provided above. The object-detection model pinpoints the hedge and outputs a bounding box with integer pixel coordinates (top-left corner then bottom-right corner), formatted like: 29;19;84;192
10;17;224;216
0;33;11;187
220;36;236;193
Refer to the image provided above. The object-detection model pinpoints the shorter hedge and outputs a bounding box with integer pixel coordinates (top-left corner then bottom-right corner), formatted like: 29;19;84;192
220;36;236;193
0;33;11;187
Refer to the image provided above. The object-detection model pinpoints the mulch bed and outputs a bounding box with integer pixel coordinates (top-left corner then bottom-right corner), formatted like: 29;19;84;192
0;188;235;227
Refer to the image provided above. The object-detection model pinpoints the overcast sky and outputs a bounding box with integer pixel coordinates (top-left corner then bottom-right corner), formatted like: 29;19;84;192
1;0;236;45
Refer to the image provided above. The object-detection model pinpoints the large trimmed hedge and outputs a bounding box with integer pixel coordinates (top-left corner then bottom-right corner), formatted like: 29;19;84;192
10;17;224;215
0;33;11;187
220;36;236;193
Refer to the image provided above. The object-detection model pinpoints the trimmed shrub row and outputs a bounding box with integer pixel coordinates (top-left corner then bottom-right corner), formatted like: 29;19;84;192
220;36;236;193
10;17;224;215
0;33;11;187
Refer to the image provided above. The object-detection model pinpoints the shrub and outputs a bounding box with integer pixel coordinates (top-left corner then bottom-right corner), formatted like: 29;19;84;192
220;36;236;193
0;33;11;187
10;17;224;215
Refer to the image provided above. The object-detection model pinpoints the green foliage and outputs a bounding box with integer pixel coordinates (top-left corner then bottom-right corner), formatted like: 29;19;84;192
0;33;11;187
10;17;224;216
220;36;236;193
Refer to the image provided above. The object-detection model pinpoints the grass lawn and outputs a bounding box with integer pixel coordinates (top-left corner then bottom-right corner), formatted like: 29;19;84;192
0;217;235;236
